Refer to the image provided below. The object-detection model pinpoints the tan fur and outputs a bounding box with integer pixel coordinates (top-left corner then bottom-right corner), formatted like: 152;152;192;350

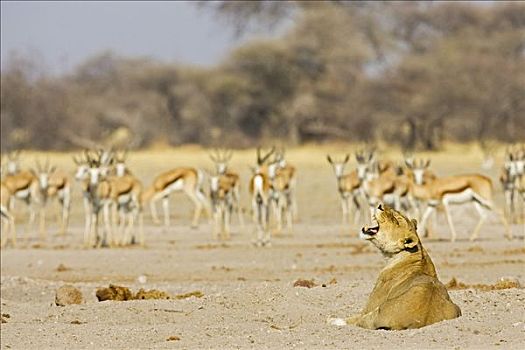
249;147;275;246
222;171;242;208
93;175;142;210
2;170;35;194
145;167;208;227
2;170;38;236
208;148;245;229
150;168;198;193
48;170;70;195
86;173;143;247
410;174;493;202
210;174;237;240
327;154;366;226
337;170;360;193
271;167;293;192
347;206;461;330
269;164;296;234
405;159;510;241
110;174;144;246
365;166;409;210
215;174;236;199
1;182;16;247
249;171;271;195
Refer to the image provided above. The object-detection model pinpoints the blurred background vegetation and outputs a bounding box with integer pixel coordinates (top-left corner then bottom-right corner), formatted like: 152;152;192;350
1;1;524;151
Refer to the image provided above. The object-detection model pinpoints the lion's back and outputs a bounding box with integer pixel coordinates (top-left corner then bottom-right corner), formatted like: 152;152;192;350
378;274;461;330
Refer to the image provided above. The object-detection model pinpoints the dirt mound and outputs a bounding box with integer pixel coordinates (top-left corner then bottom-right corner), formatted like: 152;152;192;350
96;285;134;301
96;285;176;301
175;291;204;299
466;246;484;253
135;288;171;300
293;279;317;288
503;247;525;255
56;263;71;272
55;285;84;306
195;243;230;250
446;277;521;291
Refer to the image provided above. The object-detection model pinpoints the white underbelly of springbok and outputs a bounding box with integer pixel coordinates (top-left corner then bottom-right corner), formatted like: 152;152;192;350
163;179;184;195
15;189;30;199
442;189;477;205
253;175;264;195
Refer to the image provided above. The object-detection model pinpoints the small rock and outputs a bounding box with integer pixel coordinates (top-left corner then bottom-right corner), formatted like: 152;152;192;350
55;285;83;306
137;275;147;284
167;335;181;341
327;318;347;326
56;264;70;272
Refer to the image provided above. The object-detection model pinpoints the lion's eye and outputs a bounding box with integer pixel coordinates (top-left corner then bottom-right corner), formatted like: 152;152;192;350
404;238;413;244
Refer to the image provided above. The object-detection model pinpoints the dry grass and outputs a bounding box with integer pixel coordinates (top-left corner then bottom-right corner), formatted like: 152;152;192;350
446;277;521;291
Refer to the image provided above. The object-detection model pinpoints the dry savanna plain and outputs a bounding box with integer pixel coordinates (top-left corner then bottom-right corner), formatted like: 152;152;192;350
1;144;524;349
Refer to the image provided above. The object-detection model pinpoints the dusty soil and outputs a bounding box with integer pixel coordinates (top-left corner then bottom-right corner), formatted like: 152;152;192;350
1;147;525;349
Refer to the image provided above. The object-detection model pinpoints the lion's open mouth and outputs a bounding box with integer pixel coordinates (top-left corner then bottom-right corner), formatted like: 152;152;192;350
362;225;379;236
361;214;379;237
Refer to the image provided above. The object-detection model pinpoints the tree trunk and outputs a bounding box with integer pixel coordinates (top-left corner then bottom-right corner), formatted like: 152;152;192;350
405;117;418;150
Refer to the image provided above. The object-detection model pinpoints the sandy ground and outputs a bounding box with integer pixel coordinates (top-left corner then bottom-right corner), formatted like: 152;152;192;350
1;146;525;349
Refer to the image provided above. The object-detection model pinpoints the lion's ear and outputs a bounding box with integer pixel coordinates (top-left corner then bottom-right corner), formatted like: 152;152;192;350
411;219;418;230
404;234;418;249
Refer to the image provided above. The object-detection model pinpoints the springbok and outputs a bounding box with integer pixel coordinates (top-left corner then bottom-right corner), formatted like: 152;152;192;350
272;148;298;220
31;159;71;237
209;148;244;227
82;153;115;247
327;154;364;226
143;165;209;228
209;172;236;240
268;153;295;234
517;173;525;236
82;151;144;248
249;147;274;246
4;151;23;212
4;150;21;176
30;159;57;240
73;152;95;242
74;149;117;227
2;162;38;241
1;182;16;247
109;150;144;246
406;159;511;242
500;145;525;223
113;150;133;177
357;150;412;216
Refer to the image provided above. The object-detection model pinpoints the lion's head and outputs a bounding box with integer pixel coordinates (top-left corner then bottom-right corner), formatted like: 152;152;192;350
361;205;419;256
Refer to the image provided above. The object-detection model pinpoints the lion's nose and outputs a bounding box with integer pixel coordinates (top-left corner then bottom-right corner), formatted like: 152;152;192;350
377;204;384;211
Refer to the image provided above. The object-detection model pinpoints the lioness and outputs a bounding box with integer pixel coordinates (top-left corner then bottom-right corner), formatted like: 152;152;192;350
343;205;461;330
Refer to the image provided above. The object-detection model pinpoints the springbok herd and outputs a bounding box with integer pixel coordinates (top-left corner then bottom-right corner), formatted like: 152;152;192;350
0;145;524;248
